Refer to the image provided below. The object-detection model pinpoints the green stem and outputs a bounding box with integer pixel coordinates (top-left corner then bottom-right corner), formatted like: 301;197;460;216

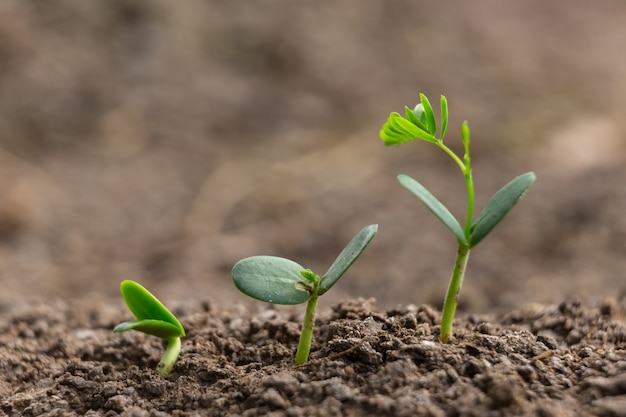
295;282;320;365
437;142;466;174
438;140;475;238
464;168;475;235
461;129;474;236
440;243;471;343
158;337;182;377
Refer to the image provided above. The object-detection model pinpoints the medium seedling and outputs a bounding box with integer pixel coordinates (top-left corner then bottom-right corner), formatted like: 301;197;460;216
231;224;377;365
380;93;535;343
113;280;185;376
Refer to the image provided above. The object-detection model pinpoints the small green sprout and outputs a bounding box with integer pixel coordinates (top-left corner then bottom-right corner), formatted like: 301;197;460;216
380;93;535;343
231;224;378;365
113;280;185;376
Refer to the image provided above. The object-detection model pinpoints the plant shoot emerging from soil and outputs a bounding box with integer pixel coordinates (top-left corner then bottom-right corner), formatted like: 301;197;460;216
232;224;378;365
114;280;185;376
380;93;535;343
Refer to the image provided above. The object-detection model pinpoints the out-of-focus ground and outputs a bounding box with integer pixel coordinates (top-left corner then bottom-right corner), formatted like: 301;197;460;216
0;0;625;313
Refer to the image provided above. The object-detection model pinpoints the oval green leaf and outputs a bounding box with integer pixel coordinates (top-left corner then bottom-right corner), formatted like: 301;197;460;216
440;95;448;140
419;93;437;136
114;319;184;339
398;174;467;244
319;224;378;295
232;256;312;305
412;104;428;129
469;172;536;247
461;121;470;147
119;280;185;337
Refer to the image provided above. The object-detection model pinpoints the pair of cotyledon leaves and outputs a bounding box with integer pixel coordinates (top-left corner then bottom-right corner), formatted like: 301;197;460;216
232;224;378;305
113;280;185;340
380;93;535;248
399;172;535;248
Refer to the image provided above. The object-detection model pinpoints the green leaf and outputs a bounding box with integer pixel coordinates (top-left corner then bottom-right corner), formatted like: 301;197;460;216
440;95;448;140
380;113;438;146
398;174;467;244
118;280;185;338
232;256;312;305
412;104;428;128
404;106;428;131
114;319;184;339
319;224;378;295
419;93;437;136
469;172;536;247
300;269;318;283
461;121;470;147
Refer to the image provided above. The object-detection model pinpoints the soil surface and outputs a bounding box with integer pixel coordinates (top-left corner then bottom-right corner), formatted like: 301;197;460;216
2;297;626;416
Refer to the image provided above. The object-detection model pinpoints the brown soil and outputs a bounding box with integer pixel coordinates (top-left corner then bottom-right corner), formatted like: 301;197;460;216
2;297;626;416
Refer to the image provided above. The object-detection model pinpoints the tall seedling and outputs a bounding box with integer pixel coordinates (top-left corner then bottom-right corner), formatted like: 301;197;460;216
380;93;535;342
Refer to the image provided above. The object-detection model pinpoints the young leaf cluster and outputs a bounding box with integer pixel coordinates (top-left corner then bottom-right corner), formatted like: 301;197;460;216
381;94;535;248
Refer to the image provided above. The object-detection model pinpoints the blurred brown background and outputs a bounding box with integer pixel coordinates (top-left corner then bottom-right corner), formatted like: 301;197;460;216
0;0;625;313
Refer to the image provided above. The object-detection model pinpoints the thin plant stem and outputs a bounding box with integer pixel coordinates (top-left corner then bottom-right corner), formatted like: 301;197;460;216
461;127;475;235
437;142;465;174
158;337;182;377
435;126;476;343
440;243;471;343
463;168;475;235
295;281;320;365
437;140;476;235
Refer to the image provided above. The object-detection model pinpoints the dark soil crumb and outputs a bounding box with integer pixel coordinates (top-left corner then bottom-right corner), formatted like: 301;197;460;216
2;297;626;416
